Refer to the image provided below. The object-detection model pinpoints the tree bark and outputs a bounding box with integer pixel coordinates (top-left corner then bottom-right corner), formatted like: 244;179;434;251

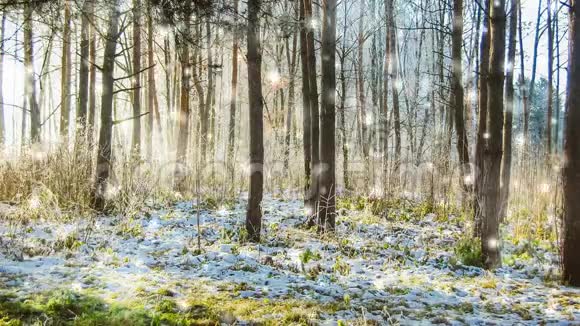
284;27;298;171
501;0;517;221
304;0;320;220
527;0;543;145
562;0;580;286
517;0;528;156
300;0;313;213
246;0;264;243
481;0;506;269
318;0;337;233
452;0;471;194
205;17;214;163
132;0;142;156
474;0;491;238
146;0;159;161
78;0;92;136
227;0;239;176
0;13;5;146
93;0;120;211
546;0;554;154
390;8;401;174
357;1;369;165
88;2;97;143
24;3;40;144
174;9;192;192
60;0;71;140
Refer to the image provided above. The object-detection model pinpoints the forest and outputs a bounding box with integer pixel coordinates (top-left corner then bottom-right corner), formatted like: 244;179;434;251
0;0;579;324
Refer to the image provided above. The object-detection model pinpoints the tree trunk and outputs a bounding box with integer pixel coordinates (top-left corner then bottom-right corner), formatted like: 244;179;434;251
390;9;401;174
305;0;320;220
132;0;142;156
555;6;561;152
527;0;543;145
88;3;97;143
284;28;298;171
517;0;528;155
546;0;554;154
318;0;337;233
246;0;264;243
339;2;349;190
205;17;214;162
474;0;491;238
383;0;392;177
385;0;400;175
300;0;312;213
60;0;71;140
452;0;471;194
93;0;120;211
25;3;40;144
227;0;239;176
78;0;92;136
481;0;506;270
174;10;191;192
562;0;580;286
357;1;369;165
0;13;5;146
501;0;517;221
146;1;157;161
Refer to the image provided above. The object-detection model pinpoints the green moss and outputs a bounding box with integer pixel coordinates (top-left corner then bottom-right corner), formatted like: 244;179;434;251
0;289;331;326
0;290;152;325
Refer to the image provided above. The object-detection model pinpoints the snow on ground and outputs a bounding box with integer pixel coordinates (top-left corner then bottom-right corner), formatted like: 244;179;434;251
0;195;579;325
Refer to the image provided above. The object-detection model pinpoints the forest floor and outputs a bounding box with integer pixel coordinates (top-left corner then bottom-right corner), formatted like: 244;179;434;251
0;195;579;325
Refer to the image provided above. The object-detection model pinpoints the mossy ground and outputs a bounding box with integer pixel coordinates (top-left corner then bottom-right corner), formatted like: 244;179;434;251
0;288;337;326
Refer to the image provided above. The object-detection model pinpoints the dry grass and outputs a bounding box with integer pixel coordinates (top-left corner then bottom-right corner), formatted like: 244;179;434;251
0;137;563;246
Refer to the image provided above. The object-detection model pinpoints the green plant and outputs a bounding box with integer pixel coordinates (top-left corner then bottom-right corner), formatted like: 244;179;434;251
299;248;321;272
332;257;351;276
343;294;351;306
454;237;483;267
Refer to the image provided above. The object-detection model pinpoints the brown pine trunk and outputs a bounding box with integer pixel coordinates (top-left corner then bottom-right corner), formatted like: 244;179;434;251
93;0;120;211
132;0;142;156
60;0;71;140
501;0;517;221
318;0;337;233
562;0;580;286
452;0;471;194
246;0;264;243
481;0;506;270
